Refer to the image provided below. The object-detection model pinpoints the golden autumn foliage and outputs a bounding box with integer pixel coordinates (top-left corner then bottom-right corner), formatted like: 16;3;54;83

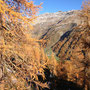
81;0;90;27
0;0;42;29
54;1;90;90
0;0;49;89
0;0;89;90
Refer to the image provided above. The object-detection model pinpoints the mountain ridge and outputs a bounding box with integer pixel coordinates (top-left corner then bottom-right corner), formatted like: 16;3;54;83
31;10;81;38
31;10;83;49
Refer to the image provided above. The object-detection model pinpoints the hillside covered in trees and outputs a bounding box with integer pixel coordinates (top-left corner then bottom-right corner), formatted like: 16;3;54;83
0;0;90;90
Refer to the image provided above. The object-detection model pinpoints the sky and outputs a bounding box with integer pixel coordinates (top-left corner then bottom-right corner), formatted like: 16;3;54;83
33;0;84;15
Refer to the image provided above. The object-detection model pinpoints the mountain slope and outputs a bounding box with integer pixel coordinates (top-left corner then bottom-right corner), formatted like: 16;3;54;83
32;10;82;49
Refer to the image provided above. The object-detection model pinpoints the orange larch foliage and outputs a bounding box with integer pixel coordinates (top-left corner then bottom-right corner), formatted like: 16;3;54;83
81;0;90;27
0;0;49;89
55;1;90;90
0;0;42;29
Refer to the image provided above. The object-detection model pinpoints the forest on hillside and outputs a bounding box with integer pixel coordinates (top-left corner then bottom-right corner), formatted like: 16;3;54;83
0;0;90;90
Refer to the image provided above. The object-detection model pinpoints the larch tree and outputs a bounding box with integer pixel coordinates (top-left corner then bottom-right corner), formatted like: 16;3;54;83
81;0;90;27
0;0;42;28
0;0;49;89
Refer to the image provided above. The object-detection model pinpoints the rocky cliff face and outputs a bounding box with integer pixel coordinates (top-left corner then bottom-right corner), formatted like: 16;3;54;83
32;10;82;48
